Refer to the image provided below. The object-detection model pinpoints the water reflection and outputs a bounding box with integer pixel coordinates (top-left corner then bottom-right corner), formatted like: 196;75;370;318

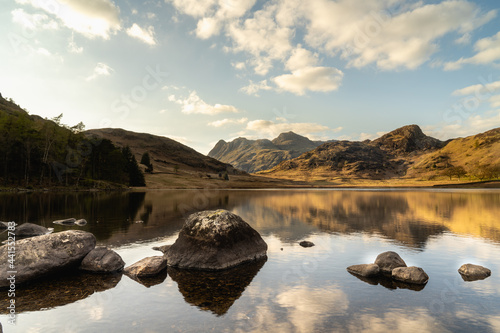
348;272;426;291
0;272;121;314
126;269;169;288
2;190;499;248
168;259;266;316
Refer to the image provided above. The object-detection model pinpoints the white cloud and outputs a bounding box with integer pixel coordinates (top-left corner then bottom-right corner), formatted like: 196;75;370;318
166;0;216;18
68;33;83;53
245;118;341;138
11;8;59;30
489;95;500;108
86;62;113;81
425;110;500;139
169;90;240;115
285;45;319;71
208;117;248;127
359;131;388;141
273;66;343;95
240;80;272;96
126;23;157;45
304;0;496;70
232;61;246;70
227;3;293;75
16;0;121;39
195;17;221;39
451;79;500;109
445;31;500;70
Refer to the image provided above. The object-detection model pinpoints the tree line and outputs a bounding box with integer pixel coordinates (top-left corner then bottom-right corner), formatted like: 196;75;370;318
0;97;145;188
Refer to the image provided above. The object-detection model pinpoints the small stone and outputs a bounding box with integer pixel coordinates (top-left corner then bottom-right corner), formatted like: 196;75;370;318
299;241;315;247
124;256;168;277
80;247;125;273
75;219;87;226
458;264;491;281
375;251;407;274
347;264;380;277
392;266;429;285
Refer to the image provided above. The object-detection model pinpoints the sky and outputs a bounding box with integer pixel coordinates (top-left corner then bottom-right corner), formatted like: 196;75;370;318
1;0;500;154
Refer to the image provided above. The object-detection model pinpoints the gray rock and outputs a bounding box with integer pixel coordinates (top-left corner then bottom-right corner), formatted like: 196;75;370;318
15;223;53;237
53;218;77;225
165;210;268;270
124;256;168;277
347;264;380;277
0;230;96;287
392;266;429;285
80;247;125;273
458;264;491;281
299;241;315;247
375;251;407;274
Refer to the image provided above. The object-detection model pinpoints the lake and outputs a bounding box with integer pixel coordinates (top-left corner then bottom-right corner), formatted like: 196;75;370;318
1;189;500;333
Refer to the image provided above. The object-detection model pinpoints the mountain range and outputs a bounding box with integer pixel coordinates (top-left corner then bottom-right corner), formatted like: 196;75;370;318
208;131;328;173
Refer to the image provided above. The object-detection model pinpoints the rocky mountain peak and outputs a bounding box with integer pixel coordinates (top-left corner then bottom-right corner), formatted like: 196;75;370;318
372;124;442;154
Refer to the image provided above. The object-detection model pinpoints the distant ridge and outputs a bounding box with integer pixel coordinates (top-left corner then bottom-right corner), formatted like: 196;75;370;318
208;131;325;173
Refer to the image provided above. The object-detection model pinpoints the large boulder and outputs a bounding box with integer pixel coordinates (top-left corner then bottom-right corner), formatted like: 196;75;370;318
124;256;168;278
15;223;52;237
165;210;267;270
392;266;429;285
375;251;407;274
80;247;125;273
347;264;380;277
0;230;96;287
458;264;491;281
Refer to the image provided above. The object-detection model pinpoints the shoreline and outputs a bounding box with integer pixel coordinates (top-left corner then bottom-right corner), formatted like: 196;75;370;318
1;180;499;192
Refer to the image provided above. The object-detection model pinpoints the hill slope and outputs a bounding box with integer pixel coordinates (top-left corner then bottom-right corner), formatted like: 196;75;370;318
85;128;238;174
208;131;324;173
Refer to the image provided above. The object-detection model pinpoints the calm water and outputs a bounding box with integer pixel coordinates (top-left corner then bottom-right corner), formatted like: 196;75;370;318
1;189;500;333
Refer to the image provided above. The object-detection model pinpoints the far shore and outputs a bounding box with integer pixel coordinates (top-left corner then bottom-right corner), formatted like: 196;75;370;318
1;179;499;192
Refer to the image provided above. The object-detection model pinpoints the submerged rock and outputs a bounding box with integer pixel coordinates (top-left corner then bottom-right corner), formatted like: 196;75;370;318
299;240;315;247
347;264;380;278
374;251;407;274
458;264;491;281
80;247;124;273
392;266;429;285
0;230;96;288
15;223;53;237
124;256;168;278
75;219;87;226
165;210;267;270
53;218;77;225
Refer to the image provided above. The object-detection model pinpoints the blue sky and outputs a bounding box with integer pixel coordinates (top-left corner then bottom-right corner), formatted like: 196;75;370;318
1;0;500;154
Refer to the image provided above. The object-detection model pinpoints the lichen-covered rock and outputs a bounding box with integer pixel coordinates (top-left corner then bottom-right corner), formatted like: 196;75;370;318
165;210;267;270
15;223;52;237
0;230;96;288
347;264;380;277
124;256;168;277
458;264;491;281
374;251;407;274
392;266;429;285
80;247;124;273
